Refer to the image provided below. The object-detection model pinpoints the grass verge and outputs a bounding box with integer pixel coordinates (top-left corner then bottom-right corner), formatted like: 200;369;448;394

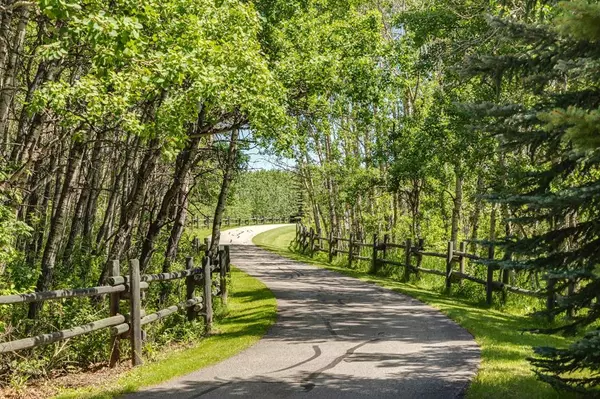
55;266;277;399
253;225;581;399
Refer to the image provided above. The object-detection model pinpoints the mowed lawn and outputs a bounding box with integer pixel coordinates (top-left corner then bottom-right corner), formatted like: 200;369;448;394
253;225;581;399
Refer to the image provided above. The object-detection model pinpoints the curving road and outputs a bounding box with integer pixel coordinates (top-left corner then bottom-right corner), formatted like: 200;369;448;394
127;225;480;398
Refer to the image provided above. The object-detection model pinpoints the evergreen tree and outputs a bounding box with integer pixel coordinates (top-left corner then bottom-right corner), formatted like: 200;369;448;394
463;1;600;392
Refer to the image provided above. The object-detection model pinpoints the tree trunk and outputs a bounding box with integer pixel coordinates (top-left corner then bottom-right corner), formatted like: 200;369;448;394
159;176;190;304
0;6;29;151
98;139;160;285
28;139;85;318
209;129;239;255
139;132;202;271
470;175;485;253
81;135;105;252
0;2;13;82
450;168;463;245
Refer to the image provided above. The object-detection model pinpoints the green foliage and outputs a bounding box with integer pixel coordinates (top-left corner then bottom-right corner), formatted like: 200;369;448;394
462;0;600;393
0;187;32;294
227;170;297;218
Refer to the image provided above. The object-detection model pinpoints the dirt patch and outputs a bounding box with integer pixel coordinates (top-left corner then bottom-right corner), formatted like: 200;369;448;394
0;362;131;399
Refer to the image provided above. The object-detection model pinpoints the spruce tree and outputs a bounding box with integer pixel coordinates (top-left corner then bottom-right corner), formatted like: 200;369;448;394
463;1;600;393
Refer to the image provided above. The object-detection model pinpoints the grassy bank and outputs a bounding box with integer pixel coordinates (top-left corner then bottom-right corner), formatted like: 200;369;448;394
55;266;277;399
253;225;579;399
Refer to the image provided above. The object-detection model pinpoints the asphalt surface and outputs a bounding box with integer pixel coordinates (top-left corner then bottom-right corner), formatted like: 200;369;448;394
125;224;480;398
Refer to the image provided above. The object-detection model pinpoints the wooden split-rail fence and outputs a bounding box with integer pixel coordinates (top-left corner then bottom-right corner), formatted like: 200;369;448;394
0;241;231;367
192;215;292;229
296;223;565;316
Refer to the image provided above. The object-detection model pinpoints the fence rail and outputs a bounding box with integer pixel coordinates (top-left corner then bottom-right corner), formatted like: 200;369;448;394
0;241;232;368
296;224;555;312
191;215;293;229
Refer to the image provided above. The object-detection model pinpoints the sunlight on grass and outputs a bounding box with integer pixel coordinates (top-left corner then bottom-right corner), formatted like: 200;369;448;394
253;225;581;399
54;266;277;399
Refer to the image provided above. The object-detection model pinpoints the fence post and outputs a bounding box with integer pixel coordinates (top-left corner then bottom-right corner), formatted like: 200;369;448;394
445;241;454;290
546;277;556;321
415;238;424;280
309;228;315;255
129;259;143;366
486;243;495;305
348;233;354;268
382;234;389;260
501;261;510;304
109;260;120;368
186;257;196;321
203;256;213;332
318;230;323;252
458;241;466;286
303;227;308;252
328;231;334;262
403;239;412;281
333;235;338;259
219;249;228;306
371;234;379;274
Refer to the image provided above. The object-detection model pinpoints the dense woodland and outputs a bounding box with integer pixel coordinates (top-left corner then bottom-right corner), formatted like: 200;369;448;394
0;0;599;394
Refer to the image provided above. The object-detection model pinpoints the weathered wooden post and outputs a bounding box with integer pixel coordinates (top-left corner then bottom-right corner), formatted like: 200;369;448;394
371;234;379;274
303;226;309;252
202;256;213;332
458;241;466;286
333;235;338;259
348;233;354;268
225;245;231;271
129;259;143;366
403;239;412;281
328;231;334;262
546;277;556;321
415;238;424;280
185;257;196;321
318;230;323;252
219;249;228;306
203;237;210;255
226;216;230;226
309;227;315;255
382;234;389;261
109;260;120;368
445;241;454;290
486;243;495;305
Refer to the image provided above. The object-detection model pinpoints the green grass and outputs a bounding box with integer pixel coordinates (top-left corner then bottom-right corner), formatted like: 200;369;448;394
55;266;277;399
253;225;581;399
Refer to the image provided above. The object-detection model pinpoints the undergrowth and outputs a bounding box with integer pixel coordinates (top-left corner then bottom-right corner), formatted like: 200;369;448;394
0;226;219;390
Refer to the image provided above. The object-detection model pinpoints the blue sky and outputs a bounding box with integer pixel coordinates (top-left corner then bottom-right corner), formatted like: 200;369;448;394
245;147;295;171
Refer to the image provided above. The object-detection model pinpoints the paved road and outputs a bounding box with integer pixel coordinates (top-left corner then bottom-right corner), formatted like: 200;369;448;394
127;225;480;398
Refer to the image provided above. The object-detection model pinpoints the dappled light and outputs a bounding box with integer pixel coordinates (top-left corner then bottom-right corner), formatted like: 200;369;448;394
126;225;479;398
